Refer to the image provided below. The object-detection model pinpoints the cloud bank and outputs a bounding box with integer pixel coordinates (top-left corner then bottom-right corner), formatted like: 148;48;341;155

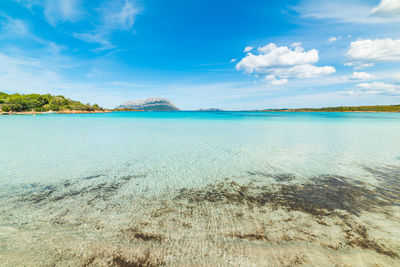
236;43;335;85
348;39;400;62
348;71;373;80
371;0;400;17
356;81;399;95
294;0;400;24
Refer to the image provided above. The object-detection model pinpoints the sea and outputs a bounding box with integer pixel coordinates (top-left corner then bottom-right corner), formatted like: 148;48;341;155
0;111;399;266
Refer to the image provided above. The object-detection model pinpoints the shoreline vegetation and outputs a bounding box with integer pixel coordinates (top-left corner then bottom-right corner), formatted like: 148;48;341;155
260;104;400;113
0;110;112;115
0;91;108;114
1;91;400;114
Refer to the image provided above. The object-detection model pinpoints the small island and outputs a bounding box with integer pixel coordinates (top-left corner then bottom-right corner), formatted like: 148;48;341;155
116;97;180;111
0;92;108;114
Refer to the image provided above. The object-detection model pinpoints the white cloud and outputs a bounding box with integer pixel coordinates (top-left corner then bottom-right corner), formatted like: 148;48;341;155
236;43;335;85
327;36;341;43
290;42;302;48
74;0;139;51
265;75;288;86
358;81;397;90
100;0;139;31
348;39;400;62
16;0;138;29
270;78;288;86
15;0;84;26
371;0;400;17
327;37;337;43
0;17;30;37
230;58;237;63
394;73;400;81
73;33;115;51
356;81;400;95
44;0;83;26
15;0;139;51
348;71;374;80
344;62;375;70
274;64;336;79
294;0;400;24
0;16;64;55
0;52;66;93
237;43;318;73
244;46;254;53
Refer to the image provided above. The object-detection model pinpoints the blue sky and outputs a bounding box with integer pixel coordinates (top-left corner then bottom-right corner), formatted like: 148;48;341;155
0;0;399;109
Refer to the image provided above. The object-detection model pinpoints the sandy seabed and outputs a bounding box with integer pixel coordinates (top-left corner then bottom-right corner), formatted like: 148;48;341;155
0;166;399;266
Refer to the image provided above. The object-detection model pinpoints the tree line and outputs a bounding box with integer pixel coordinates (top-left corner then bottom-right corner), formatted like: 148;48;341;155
0;92;103;112
262;105;400;112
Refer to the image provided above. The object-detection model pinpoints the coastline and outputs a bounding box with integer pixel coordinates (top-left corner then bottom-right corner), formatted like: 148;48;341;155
261;110;400;113
0;110;112;115
2;110;400;115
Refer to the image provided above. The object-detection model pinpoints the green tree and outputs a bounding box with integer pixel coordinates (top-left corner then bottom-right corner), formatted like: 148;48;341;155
0;91;104;112
2;105;10;112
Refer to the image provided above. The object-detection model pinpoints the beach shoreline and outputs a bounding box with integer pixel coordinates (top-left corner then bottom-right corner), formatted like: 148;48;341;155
0;110;112;115
259;110;400;113
2;110;400;115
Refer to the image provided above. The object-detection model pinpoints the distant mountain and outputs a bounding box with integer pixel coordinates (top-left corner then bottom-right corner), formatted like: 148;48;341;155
116;97;179;111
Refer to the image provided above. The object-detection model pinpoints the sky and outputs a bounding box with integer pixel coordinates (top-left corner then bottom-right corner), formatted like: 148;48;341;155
0;0;400;110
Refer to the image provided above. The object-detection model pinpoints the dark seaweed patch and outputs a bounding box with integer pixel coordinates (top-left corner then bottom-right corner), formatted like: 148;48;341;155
121;227;164;242
62;180;74;187
287;254;307;265
80;250;165;267
247;172;295;182
111;250;165;267
17;173;144;205
175;170;400;258
343;223;398;258
150;203;174;218
226;228;269;241
247;171;268;177
122;174;146;181
176;174;398;216
21;184;57;203
273;173;296;182
364;166;400;197
82;174;102;180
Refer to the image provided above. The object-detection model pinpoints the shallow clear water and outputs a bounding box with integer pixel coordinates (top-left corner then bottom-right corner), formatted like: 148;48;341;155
1;111;400;266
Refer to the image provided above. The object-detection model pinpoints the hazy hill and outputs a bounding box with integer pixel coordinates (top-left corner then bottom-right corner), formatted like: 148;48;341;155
116;97;179;111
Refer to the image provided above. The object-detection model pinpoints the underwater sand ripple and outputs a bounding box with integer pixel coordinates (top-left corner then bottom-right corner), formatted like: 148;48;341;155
0;167;399;266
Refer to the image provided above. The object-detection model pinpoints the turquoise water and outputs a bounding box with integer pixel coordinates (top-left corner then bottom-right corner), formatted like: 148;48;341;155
1;111;400;186
1;112;400;266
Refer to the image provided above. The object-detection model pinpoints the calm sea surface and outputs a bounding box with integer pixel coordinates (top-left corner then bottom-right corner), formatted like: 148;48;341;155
1;111;399;266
